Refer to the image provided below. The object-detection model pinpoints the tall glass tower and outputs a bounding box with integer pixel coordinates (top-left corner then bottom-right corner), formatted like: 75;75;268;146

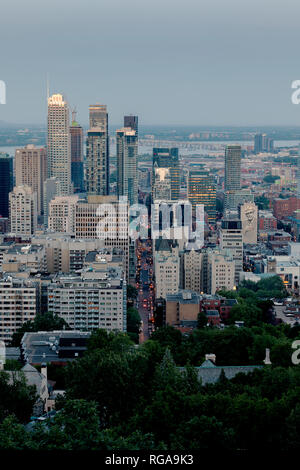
87;104;109;195
152;148;180;200
116;127;138;206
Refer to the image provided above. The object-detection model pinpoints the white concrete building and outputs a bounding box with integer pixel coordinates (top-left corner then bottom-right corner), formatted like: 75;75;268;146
208;251;235;294
9;185;37;237
0;276;39;344
47;267;126;332
220;219;243;285
48;195;79;233
154;251;180;299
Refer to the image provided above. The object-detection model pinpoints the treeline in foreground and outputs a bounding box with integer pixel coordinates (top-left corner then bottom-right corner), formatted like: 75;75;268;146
1;322;300;451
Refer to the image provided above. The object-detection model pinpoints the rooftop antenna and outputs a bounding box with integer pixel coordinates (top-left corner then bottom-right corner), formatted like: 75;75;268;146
72;107;77;124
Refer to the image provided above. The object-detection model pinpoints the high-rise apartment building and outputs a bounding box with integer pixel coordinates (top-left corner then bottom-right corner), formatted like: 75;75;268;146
187;169;216;223
154;251;180;299
0;276;39;344
48;195;79;233
208;251;235;294
220;219;243;285
124;115;138;136
224;145;241;191
86;128;109;196
153;148;180;200
48;267;126;332
0;153;13;218
183;249;203;294
87;104;109;195
15;145;47;216
9;185;37;236
47;93;72;195
70;111;84;193
116;127;138;206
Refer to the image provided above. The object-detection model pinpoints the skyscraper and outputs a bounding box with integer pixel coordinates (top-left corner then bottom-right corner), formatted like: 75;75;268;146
187;169;216;223
254;133;274;154
89;104;108;130
47;93;72;195
0;153;13;218
152;148;180;200
15;145;47;216
124;115;138;137
116;127;138;206
70;110;84;193
86;104;109;195
224;145;241;191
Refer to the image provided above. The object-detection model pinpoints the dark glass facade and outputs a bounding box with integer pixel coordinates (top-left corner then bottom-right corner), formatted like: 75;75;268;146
0;154;13;218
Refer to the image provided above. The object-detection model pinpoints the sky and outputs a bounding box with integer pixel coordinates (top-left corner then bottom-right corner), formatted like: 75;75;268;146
1;0;300;126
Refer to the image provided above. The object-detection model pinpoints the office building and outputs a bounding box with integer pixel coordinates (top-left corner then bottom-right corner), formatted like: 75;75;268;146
0;154;13;218
116;127;138;206
153;148;180;200
187;169;216;223
70;111;84;193
220;219;243;285
9;185;37;237
47;93;72;195
15;145;47;216
124;115;138;136
224;145;241;191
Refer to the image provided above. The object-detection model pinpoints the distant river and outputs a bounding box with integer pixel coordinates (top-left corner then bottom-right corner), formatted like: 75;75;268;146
1;140;299;158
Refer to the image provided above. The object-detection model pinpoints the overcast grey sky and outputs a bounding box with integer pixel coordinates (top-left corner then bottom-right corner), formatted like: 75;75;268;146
1;0;300;126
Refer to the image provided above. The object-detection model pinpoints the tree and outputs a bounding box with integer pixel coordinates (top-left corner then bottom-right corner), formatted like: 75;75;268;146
0;370;37;423
263;174;280;184
127;285;138;300
127;307;141;343
197;311;207;329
